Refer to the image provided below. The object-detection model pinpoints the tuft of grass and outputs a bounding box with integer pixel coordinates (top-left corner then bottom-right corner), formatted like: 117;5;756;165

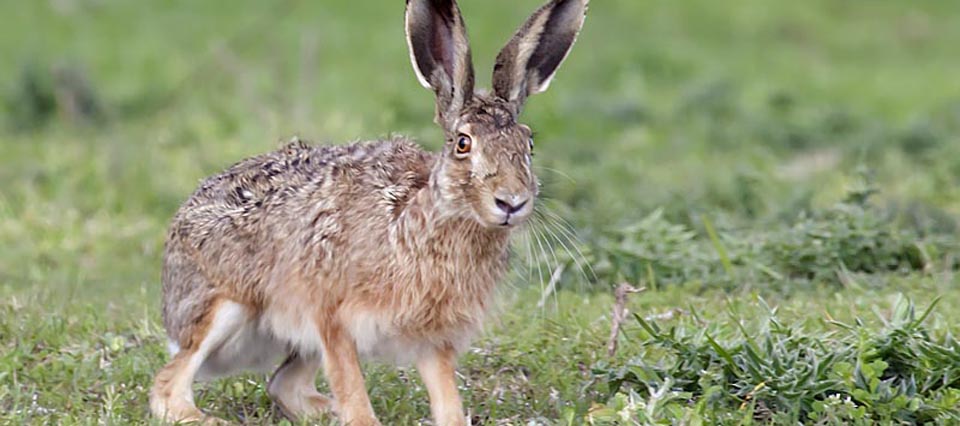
586;187;957;293
590;296;960;424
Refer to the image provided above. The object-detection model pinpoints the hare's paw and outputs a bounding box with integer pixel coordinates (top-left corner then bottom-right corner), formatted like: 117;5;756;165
149;402;214;425
272;390;336;421
268;354;336;420
341;415;382;426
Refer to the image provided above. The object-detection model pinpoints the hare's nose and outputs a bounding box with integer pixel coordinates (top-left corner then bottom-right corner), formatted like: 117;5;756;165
495;196;528;214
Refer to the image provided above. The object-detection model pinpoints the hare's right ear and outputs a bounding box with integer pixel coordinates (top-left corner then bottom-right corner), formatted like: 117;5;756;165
492;0;588;111
405;0;475;129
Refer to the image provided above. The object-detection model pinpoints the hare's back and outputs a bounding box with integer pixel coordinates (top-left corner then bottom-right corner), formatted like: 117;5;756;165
180;140;322;214
167;138;433;248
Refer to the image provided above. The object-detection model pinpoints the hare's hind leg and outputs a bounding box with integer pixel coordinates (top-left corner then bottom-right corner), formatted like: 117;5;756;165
268;353;335;421
150;300;248;424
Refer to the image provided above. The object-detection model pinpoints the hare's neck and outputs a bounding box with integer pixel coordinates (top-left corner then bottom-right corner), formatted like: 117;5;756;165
395;185;511;264
387;185;511;333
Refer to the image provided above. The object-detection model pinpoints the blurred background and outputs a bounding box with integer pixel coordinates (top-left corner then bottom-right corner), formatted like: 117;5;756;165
2;0;960;423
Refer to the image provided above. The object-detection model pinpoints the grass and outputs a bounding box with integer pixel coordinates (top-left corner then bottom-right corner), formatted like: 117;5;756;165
2;0;960;424
592;295;960;424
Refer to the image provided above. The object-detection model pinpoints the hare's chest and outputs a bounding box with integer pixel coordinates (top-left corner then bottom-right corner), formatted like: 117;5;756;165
343;308;479;365
343;278;491;364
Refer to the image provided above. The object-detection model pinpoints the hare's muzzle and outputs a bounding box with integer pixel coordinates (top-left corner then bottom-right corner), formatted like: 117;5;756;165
490;192;533;227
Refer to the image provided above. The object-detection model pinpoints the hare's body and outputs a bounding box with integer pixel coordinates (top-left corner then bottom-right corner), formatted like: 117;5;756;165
163;138;506;369
151;0;587;424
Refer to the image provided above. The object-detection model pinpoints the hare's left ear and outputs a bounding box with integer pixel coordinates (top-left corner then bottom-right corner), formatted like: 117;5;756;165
492;0;588;110
405;0;475;129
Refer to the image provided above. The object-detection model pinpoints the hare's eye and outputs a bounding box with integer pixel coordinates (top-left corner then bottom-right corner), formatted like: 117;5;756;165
528;137;535;152
455;134;472;155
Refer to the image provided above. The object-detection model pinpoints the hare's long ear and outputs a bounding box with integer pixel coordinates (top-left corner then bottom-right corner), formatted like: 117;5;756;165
492;0;588;110
405;0;475;129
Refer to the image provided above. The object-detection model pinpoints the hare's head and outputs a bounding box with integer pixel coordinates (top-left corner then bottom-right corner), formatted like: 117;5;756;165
405;0;587;228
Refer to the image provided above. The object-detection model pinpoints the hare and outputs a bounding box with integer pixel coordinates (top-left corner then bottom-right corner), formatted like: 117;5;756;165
149;0;588;424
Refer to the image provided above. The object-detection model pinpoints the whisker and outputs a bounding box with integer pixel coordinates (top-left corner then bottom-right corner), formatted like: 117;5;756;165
539;204;582;235
535;216;564;278
522;228;534;285
530;218;555;283
531;217;562;308
538;208;597;282
537;206;594;265
522;228;540;293
527;222;547;297
540;215;592;287
534;166;577;185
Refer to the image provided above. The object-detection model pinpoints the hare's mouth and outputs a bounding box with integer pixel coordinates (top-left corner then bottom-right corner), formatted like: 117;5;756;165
486;203;533;228
498;211;529;227
474;206;530;229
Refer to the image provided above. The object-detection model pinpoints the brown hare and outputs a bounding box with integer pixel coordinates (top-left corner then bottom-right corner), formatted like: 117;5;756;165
150;0;588;424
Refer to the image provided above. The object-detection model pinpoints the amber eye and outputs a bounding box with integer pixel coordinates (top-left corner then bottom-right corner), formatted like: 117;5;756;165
455;134;472;155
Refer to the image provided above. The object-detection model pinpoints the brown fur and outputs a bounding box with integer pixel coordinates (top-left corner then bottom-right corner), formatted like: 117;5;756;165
151;0;587;424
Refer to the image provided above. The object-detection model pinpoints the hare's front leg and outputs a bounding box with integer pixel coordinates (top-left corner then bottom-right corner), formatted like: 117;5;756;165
268;353;335;421
321;325;380;426
417;346;466;426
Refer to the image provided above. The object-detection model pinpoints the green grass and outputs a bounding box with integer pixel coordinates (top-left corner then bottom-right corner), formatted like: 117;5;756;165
2;0;960;424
